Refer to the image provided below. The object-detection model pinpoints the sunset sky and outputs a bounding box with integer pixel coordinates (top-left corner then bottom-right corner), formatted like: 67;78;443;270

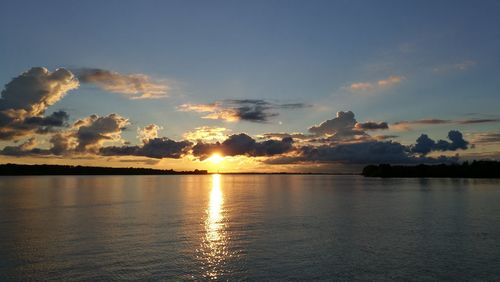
1;0;500;172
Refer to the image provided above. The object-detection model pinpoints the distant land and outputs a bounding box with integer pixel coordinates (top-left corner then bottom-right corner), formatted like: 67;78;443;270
1;162;499;178
0;164;356;176
362;161;500;178
0;164;208;175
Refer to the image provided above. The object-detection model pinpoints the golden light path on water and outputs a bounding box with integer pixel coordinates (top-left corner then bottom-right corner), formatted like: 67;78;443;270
201;174;229;280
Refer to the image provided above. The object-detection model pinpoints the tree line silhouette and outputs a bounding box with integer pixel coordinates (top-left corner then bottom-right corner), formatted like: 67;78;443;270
362;161;500;178
0;164;207;175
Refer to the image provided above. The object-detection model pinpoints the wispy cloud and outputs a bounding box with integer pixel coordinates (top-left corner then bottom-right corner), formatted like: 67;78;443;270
433;60;477;73
393;117;500;131
75;68;169;99
471;132;500;144
179;99;310;123
347;75;404;92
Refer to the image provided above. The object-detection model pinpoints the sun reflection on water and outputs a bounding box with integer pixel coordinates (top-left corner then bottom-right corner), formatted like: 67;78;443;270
201;174;228;280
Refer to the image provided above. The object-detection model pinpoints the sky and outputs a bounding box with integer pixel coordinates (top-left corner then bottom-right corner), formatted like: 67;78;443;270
1;0;500;172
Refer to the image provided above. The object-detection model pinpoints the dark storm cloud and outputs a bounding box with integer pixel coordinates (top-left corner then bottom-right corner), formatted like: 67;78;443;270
192;133;294;160
100;137;192;159
179;99;310;123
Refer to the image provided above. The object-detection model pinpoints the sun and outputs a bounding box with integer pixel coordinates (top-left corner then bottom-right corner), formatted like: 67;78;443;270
207;153;224;164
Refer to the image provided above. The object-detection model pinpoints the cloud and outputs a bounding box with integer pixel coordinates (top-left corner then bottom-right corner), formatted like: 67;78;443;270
258;132;312;140
0;137;44;156
100;137;192;159
355;121;389;130
411;130;469;155
72;113;129;153
347;75;404;92
308;111;364;138
0;67;78;140
138;124;162;143
459;118;500;124
471;133;500;144
264;141;459;165
179;99;310;123
263;129;468;165
192;133;294;160
393;117;500;130
0;67;79;116
183;126;229;142
372;135;398;141
75;68;169;99
349;82;373;91
49;132;75;155
24;110;69;127
433;60;476;73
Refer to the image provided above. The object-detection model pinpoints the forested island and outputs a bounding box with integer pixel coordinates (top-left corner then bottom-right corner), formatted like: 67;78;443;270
362;161;500;178
0;164;208;175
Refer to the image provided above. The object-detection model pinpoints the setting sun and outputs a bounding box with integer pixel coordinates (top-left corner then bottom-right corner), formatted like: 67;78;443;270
207;153;224;164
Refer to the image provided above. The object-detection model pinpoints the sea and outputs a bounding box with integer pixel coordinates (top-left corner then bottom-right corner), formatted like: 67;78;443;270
1;175;500;281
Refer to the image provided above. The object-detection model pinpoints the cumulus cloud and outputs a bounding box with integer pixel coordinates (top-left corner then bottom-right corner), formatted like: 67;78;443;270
138;124;162;143
264;131;467;166
411;130;469;155
0;67;79;116
49;132;75;155
0;67;78;140
100;137;192;159
179;99;309;123
308;111;364;138
347;75;404;92
75;68;169;99
192;133;294;160
72;113;129;153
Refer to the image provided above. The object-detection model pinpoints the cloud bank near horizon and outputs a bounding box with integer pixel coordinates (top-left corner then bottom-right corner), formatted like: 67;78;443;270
0;67;481;167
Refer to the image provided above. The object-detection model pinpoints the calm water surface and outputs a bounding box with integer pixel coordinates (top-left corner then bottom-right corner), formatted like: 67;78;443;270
1;175;500;281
